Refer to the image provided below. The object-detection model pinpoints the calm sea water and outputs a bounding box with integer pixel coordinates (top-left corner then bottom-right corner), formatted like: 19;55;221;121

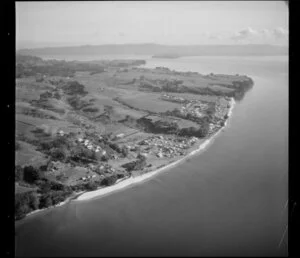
15;55;288;257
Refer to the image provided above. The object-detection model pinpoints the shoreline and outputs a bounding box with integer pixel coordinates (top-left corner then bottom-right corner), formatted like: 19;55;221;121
24;190;85;219
21;98;236;219
76;98;236;201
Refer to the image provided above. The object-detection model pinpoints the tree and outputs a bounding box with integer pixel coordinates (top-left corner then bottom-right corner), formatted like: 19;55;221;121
50;147;68;161
101;175;118;186
15;202;30;220
50;191;65;205
86;181;98;191
23;166;41;183
39;194;53;208
121;146;129;157
28;192;40;210
137;153;146;161
15;191;39;219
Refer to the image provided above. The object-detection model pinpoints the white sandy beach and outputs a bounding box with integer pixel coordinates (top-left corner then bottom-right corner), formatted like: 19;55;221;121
76;98;236;201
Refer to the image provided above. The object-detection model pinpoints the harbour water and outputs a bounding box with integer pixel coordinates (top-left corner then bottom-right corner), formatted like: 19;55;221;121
15;55;288;257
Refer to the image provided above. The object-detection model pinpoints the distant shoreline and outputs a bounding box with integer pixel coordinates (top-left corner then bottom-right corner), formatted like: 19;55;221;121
76;98;236;201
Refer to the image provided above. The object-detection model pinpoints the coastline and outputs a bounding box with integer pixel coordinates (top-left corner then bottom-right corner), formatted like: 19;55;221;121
24;190;85;219
19;98;236;220
76;98;236;201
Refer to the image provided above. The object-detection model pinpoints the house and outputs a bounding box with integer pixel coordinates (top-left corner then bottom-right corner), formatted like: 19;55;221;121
58;130;64;136
116;133;124;138
157;152;163;158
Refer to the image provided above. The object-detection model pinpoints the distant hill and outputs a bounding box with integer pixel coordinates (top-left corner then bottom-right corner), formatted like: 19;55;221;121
17;43;288;57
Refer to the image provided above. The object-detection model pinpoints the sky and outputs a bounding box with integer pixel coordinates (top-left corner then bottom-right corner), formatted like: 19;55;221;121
16;1;289;49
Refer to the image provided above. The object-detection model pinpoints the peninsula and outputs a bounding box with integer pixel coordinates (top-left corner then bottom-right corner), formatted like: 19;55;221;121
15;55;253;220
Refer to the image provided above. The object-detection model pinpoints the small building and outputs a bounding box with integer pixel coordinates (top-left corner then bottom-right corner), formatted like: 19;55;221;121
157;152;163;158
58;130;64;136
116;133;125;138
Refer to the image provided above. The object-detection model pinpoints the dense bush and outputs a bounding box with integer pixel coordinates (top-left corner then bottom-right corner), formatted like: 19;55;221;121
82;107;99;113
85;181;98;191
61;81;88;96
39;194;53;209
15;191;39;220
121;156;146;172
101;175;118;186
70;145;97;163
23;166;43;184
15;165;23;181
50;191;66;205
136;117;179;135
49;147;69;161
109;143;122;153
15;141;21;151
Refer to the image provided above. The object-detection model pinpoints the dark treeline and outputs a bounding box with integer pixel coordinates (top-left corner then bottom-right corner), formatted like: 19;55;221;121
16;55;106;78
139;78;254;101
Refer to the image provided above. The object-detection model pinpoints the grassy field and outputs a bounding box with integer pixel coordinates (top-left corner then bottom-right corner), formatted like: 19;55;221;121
15;141;48;166
119;93;182;113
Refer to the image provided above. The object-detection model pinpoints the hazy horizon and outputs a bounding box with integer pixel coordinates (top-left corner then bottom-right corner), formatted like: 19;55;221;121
18;42;288;51
16;1;288;50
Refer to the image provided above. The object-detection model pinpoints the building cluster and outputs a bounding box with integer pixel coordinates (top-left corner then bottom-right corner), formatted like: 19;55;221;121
76;137;106;156
214;98;230;119
207;98;231;135
180;101;209;119
137;135;198;159
80;174;96;181
161;94;187;103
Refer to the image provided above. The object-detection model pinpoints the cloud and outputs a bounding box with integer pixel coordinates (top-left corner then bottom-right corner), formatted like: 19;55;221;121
231;27;258;41
273;27;288;38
